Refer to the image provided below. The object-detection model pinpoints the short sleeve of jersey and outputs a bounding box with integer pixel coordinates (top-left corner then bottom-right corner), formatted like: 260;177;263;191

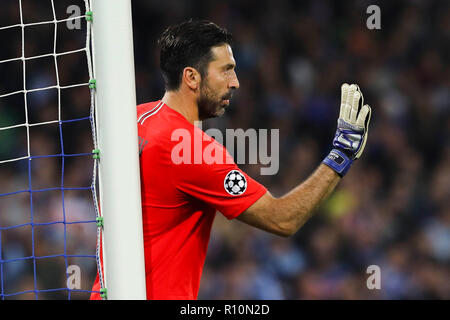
171;131;267;220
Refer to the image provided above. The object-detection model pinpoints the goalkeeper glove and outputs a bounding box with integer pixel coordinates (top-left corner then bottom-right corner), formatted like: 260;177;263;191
322;83;372;177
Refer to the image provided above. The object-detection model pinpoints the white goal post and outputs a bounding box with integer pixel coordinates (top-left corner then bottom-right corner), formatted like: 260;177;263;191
91;0;146;300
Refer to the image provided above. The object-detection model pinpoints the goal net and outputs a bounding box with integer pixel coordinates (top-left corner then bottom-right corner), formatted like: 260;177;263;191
0;0;101;299
1;0;146;300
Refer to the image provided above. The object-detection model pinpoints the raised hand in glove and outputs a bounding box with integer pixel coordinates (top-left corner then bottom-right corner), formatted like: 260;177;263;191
322;83;372;177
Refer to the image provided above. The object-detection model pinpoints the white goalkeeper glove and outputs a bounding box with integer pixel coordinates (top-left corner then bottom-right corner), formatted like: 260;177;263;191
322;83;372;176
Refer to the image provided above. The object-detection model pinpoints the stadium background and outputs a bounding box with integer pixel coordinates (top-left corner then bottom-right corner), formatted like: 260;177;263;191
0;0;448;299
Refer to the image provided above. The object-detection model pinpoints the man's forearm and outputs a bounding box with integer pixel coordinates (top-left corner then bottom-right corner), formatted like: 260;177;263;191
275;164;340;234
238;164;341;237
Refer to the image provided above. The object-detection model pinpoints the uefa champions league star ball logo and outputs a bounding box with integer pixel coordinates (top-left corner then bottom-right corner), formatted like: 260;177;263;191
224;170;247;195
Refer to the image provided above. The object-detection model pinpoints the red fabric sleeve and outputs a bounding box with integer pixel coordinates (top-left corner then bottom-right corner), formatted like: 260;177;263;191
171;130;267;220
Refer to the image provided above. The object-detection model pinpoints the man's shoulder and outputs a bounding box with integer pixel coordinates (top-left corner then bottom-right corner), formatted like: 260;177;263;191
137;100;191;129
137;100;163;123
137;100;196;158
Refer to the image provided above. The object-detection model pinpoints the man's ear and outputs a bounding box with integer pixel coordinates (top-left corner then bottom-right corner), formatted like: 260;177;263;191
182;67;201;91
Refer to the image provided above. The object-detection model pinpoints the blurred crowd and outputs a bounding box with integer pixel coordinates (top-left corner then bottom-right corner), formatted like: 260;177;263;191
0;0;449;299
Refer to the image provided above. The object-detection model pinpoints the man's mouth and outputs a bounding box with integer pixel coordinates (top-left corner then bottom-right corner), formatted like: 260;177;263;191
222;93;232;105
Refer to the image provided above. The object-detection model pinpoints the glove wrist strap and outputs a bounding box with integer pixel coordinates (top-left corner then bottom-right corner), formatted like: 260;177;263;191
322;148;353;177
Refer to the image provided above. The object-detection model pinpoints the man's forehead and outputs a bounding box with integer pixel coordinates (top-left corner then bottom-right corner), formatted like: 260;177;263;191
210;44;236;66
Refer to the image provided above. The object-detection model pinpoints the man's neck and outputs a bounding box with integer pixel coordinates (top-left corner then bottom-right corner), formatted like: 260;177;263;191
161;90;199;125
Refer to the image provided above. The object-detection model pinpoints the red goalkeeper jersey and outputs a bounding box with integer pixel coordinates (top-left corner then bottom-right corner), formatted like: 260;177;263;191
90;100;267;300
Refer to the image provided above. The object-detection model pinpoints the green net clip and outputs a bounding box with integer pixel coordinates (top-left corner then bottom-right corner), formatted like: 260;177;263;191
96;217;104;228
92;149;100;159
85;11;93;22
100;288;107;299
89;79;96;89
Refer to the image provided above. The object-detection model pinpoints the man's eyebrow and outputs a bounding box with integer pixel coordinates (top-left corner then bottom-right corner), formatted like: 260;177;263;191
223;63;236;70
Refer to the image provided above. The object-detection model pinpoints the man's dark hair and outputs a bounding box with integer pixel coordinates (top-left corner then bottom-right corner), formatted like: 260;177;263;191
157;20;233;91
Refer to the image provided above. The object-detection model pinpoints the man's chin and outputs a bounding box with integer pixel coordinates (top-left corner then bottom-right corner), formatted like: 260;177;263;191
199;107;225;120
198;100;229;120
216;107;226;117
210;106;226;119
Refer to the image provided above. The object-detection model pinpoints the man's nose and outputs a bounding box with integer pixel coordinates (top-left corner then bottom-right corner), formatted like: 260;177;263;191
229;74;240;90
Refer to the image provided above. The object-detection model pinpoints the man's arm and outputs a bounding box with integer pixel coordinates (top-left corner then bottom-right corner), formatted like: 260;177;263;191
237;83;372;237
238;164;340;237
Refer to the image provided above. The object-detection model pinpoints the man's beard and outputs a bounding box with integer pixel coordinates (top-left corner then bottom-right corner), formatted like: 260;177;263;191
197;80;232;120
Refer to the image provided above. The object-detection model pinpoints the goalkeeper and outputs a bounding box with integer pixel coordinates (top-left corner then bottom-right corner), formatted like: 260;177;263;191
91;20;372;300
